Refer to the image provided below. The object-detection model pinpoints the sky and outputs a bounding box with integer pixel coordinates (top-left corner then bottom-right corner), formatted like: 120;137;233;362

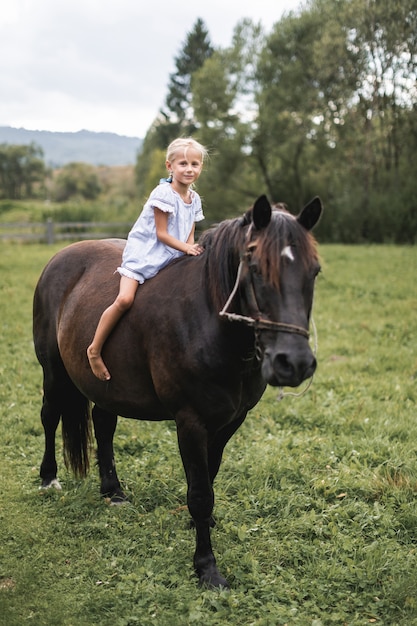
0;0;302;139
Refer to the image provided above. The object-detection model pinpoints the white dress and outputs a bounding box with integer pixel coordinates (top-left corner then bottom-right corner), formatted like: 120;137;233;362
117;182;205;284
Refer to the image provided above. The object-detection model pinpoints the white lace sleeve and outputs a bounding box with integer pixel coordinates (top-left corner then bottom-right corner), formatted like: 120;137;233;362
147;183;175;213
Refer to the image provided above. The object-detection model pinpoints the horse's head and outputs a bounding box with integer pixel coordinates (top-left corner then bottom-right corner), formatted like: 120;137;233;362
221;195;323;388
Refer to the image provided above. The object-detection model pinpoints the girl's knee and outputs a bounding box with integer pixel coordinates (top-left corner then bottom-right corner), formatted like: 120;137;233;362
115;293;135;312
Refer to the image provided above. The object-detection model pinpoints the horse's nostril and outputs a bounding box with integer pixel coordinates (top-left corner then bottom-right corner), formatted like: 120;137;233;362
274;353;294;375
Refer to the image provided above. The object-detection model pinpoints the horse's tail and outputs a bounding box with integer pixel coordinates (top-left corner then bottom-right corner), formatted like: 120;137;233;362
61;386;92;478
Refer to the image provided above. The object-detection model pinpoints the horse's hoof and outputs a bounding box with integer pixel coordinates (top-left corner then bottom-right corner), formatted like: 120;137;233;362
109;497;128;506
104;491;129;506
199;571;230;590
39;478;62;491
196;560;229;589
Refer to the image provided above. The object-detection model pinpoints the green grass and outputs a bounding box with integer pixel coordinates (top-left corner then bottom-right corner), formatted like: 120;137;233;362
0;242;416;625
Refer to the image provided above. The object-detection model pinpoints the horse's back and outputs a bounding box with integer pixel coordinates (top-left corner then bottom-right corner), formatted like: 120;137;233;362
35;238;125;296
38;238;124;283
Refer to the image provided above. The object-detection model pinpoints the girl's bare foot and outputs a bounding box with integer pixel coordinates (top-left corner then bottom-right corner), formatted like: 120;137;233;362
87;346;111;381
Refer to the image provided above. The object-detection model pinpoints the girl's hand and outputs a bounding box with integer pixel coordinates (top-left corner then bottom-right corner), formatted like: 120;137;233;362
185;243;204;256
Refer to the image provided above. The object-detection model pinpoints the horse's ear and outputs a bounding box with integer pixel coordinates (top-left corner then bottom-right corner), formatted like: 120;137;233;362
252;195;272;230
297;196;323;231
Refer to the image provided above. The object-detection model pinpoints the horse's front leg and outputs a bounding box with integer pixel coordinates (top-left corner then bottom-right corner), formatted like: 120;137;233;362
92;405;127;504
176;414;229;589
208;412;247;486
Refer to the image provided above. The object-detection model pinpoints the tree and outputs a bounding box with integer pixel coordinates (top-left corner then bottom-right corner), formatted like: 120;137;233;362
52;163;101;202
0;143;46;199
135;19;214;201
134;2;417;241
162;18;214;136
137;20;266;223
252;2;364;209
309;0;417;241
338;0;417;240
191;28;262;220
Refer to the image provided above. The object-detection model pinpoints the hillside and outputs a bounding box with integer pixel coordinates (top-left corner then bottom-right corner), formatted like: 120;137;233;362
0;126;143;167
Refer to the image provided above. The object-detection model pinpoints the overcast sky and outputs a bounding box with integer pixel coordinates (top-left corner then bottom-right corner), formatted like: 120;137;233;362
0;0;302;138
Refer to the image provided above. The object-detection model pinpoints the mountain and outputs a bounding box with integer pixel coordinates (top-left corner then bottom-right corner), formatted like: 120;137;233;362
0;126;143;167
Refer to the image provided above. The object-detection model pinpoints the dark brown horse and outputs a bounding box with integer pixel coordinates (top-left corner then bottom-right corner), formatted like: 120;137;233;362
33;195;322;588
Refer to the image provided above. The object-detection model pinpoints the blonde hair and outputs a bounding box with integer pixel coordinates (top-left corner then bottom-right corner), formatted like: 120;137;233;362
166;137;208;164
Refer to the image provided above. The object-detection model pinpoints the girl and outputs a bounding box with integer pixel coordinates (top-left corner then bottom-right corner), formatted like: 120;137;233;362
87;137;207;381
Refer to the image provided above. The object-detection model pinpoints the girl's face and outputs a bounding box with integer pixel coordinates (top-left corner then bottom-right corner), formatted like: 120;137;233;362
166;148;203;186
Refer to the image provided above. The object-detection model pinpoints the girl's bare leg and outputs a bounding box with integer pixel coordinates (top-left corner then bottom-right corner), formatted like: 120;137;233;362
87;276;139;380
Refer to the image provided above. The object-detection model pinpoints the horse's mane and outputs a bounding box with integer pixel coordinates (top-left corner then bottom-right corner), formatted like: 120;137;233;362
199;217;244;312
199;205;318;312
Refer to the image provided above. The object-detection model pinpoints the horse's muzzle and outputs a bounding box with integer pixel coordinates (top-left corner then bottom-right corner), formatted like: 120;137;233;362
261;347;317;387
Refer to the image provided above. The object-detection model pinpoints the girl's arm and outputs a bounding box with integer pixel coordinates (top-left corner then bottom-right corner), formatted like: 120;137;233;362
154;208;203;256
186;223;196;245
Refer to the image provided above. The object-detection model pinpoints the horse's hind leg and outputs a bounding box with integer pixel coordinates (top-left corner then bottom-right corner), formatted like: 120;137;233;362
39;392;62;490
92;405;127;505
39;364;73;490
39;363;90;489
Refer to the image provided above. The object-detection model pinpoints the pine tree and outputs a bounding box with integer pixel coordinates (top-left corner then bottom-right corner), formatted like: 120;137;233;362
161;18;214;135
135;18;214;199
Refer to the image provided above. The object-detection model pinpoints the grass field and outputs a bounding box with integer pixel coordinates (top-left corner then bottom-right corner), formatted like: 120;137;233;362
0;242;416;626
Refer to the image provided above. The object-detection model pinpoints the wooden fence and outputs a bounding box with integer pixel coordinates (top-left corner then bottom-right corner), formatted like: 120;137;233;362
0;220;131;244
